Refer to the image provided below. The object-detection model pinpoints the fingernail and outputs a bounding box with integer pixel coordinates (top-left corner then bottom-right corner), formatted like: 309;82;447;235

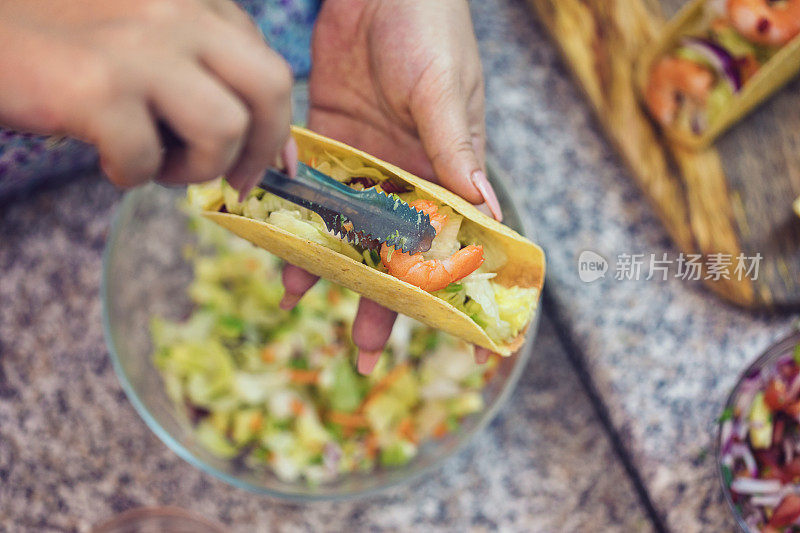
279;293;301;310
470;170;503;222
281;136;298;178
357;349;382;375
474;348;490;365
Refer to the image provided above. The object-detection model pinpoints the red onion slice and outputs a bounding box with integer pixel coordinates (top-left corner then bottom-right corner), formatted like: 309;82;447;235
731;442;760;478
682;37;743;92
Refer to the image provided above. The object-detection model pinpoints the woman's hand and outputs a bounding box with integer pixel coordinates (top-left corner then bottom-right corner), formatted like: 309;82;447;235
281;0;501;374
0;0;293;192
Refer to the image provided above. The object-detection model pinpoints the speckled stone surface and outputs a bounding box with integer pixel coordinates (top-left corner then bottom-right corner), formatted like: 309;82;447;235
472;1;797;531
0;178;647;532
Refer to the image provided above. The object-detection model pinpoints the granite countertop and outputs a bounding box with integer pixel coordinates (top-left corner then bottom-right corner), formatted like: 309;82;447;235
1;0;789;531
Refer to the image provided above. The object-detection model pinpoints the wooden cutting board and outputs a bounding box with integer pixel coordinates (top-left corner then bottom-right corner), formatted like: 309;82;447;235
525;0;800;309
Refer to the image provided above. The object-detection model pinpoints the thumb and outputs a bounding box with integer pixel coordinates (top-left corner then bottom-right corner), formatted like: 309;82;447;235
410;83;502;221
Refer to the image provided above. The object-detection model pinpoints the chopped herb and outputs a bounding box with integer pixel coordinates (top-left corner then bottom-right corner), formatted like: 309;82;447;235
445;415;459;432
310;453;324;465
445;283;464;293
425;334;440;351
794;343;800;365
469;313;487;328
273;419;292;431
718;407;733;423
218;315;245;336
289;357;309;370
721;464;733;487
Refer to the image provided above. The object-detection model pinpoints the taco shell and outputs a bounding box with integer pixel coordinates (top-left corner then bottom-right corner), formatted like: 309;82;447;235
200;126;545;355
636;0;800;148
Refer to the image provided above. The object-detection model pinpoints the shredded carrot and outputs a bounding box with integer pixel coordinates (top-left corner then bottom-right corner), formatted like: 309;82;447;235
245;258;260;272
328;410;369;429
249;412;264;432
397;416;418;444
360;364;410;411
432;421;449;439
291;398;305;416
261;347;276;363
326;288;341;305
365;434;379;459
321;344;339;357
289;369;320;385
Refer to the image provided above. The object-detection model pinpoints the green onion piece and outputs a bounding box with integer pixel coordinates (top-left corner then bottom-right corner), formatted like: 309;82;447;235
445;283;463;293
289;357;309;370
721;464;733;487
469;314;487;328
218;315;245;336
717;407;733;423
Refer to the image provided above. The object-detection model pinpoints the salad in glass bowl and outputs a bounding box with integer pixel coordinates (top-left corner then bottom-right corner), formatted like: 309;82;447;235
151;212;497;485
103;176;536;499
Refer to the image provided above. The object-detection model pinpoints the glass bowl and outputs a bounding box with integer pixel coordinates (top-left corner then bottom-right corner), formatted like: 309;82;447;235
102;163;540;500
716;329;800;532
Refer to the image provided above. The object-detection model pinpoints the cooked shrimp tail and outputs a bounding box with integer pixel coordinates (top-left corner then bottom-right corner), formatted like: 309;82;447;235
380;199;484;292
645;56;715;126
727;0;800;46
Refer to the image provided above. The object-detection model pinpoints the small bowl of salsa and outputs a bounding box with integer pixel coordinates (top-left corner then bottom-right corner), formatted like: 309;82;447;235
717;329;800;532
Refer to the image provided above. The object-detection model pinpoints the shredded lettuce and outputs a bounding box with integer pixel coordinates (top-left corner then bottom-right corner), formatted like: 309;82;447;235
496;285;539;337
424;207;461;261
706;80;734;125
674;46;715;69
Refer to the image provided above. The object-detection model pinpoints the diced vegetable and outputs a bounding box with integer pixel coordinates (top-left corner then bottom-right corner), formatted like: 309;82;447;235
682;37;742;91
748;392;773;449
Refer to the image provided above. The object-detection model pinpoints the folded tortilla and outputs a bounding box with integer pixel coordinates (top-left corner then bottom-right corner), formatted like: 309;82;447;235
197;126;545;355
636;0;800;148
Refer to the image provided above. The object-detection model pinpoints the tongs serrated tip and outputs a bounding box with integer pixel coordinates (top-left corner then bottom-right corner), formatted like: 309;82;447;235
258;162;436;254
